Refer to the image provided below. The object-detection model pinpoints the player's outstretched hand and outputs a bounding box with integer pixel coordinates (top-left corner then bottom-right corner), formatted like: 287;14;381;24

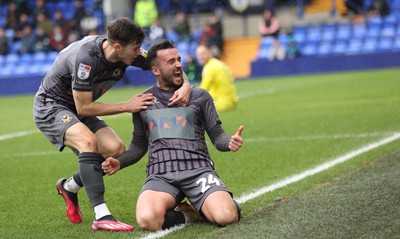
101;157;121;175
127;93;155;112
229;125;244;152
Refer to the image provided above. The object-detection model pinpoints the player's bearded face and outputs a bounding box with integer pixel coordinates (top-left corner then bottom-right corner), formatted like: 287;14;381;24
158;49;183;89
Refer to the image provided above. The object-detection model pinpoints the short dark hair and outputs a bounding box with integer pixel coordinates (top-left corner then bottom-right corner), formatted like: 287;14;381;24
107;17;145;46
146;40;176;68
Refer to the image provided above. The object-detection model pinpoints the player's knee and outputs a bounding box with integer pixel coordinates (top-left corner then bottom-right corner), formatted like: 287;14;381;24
102;140;125;158
76;133;98;152
215;209;239;226
211;203;239;226
136;209;164;231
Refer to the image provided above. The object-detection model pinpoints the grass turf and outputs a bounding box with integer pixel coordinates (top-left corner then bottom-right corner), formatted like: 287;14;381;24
0;68;399;238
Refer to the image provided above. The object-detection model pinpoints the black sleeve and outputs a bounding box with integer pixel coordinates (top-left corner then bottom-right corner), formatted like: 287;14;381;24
207;123;231;152
118;113;148;169
131;55;149;70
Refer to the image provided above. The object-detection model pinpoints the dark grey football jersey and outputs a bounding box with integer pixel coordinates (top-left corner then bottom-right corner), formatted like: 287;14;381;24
133;86;221;175
35;35;147;113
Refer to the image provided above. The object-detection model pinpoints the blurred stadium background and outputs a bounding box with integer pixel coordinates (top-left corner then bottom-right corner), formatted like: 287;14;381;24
1;0;400;96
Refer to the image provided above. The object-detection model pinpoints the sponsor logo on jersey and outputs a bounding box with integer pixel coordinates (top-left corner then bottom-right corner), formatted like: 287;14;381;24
112;68;123;78
147;108;195;140
140;48;148;57
77;63;91;80
61;114;72;123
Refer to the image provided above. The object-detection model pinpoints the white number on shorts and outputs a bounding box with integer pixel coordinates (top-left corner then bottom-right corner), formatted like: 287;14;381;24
196;174;221;193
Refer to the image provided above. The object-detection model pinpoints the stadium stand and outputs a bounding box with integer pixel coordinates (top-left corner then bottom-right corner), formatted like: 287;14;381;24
1;0;400;95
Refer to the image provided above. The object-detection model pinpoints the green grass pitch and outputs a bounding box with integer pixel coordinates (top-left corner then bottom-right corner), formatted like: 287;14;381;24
1;68;400;239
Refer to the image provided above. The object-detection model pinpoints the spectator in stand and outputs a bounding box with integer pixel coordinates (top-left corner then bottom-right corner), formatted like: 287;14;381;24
5;2;21;33
80;11;99;36
0;28;9;55
133;0;158;35
66;31;80;45
53;9;70;35
35;12;53;36
13;12;32;41
198;24;219;57
31;0;50;25
33;26;50;53
286;35;300;59
344;0;364;16
49;24;68;52
18;25;37;54
367;0;390;17
148;18;165;46
207;14;223;56
69;0;86;33
172;12;191;43
258;8;284;61
184;54;202;82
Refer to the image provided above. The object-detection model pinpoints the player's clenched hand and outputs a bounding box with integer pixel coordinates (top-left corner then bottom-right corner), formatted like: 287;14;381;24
168;80;191;106
229;125;244;152
127;93;155;112
101;157;121;175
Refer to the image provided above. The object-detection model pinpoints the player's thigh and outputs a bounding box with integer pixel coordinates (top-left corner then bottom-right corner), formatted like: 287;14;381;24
94;127;125;158
64;121;97;152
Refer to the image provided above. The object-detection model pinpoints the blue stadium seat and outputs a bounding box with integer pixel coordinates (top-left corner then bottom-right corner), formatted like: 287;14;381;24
177;41;189;52
394;38;400;50
306;27;322;42
84;0;95;10
347;40;363;54
32;52;47;63
302;43;318;56
321;28;335;41
165;31;179;43
336;24;351;40
381;25;396;37
27;63;42;75
14;65;28;76
257;47;270;59
362;38;378;52
19;53;32;65
382;14;398;25
318;42;333;55
332;41;347;55
0;64;13;77
9;41;22;54
293;27;306;44
0;55;5;66
5;53;19;65
352;24;367;39
378;37;393;51
260;36;274;48
47;51;59;63
366;16;383;28
366;26;381;38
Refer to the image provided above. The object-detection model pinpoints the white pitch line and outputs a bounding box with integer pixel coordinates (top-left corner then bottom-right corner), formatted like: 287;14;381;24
238;88;276;99
137;225;186;239
0;129;38;141
139;132;400;239
236;132;400;203
245;132;395;142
